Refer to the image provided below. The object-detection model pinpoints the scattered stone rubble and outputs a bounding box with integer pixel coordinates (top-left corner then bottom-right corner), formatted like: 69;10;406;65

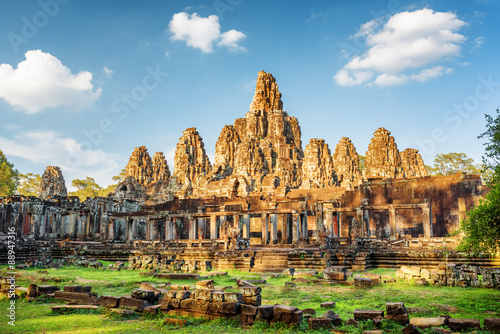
397;263;500;288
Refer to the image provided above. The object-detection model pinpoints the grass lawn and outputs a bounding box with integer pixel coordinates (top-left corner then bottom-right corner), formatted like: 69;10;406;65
0;265;499;333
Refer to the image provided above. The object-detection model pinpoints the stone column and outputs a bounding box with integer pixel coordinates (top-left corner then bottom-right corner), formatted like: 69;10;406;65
422;206;431;237
292;213;300;243
356;209;364;237
270;214;278;244
278;214;286;244
363;209;370;237
301;213;308;238
325;211;333;238
389;207;396;238
261;213;268;245
337;212;341;237
188;217;196;240
210;214;217;239
242;214;250;239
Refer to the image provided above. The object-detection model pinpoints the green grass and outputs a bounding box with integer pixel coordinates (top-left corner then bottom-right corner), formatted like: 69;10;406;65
0;265;499;333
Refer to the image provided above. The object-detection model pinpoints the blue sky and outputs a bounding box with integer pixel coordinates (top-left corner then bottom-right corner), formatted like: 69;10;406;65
0;0;499;189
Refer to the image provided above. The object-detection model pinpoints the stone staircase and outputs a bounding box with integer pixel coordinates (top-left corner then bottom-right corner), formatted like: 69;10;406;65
250;249;290;273
351;249;374;271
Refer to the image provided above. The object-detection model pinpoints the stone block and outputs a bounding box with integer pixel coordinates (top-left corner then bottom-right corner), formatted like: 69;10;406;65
401;266;411;275
54;291;97;305
346;318;358;326
386;302;407;316
420;269;431;279
413;278;427;285
274;305;298;314
302;308;316;316
323;310;343;326
63;285;83;293
409;317;445;328
272;309;303;326
485;317;500;332
324;272;346;281
240;314;256;325
396;270;406;279
131;289;155;303
175;290;191;300
365;273;381;280
285;282;295;287
241;304;258;316
242;294;261;306
211;291;225;303
294;277;310;284
26;284;37;301
295;270;318;278
283;268;295;276
97;295;120;308
143;305;160;314
240;286;261;297
320;301;335;308
258;305;275;319
119;296;150;312
386;314;409;325
308;317;332;330
195;280;214;290
38;285;60;295
353;309;384;321
409;266;421;277
223;292;242;303
354;277;373;288
179;299;195;309
401;324;422;334
219;302;240;315
448;318;480;331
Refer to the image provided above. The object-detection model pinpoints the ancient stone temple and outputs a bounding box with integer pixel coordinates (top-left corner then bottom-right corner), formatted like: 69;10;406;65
173;127;212;191
301;138;336;189
363;127;403;180
400;148;427;178
332;137;361;189
39;166;67;199
0;70;495;273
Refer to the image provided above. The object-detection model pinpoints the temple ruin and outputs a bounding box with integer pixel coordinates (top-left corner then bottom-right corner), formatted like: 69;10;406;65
0;71;496;270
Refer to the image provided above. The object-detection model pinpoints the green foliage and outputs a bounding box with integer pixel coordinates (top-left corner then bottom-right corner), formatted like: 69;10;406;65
459;109;500;256
428;152;479;176
358;154;365;172
16;173;41;196
69;176;102;200
0;149;19;196
112;168;127;183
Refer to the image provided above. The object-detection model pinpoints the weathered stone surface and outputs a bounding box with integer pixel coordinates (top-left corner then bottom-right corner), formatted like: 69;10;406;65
353;309;384;321
448;318;480;331
119;296;151;312
125;146;153;185
96;295;120;308
131;289;155;303
240;286;261;297
51;305;98;313
386;302;407;316
174;127;212;190
333;137;361;189
363;128;402;180
402;324;422;334
409;317;445;328
242;294;261;306
54;291;97;305
152;152;170;182
195;280;214;290
26;284;37;301
485;317;500;332
38;285;60;295
272;305;303;326
354;277;373;288
308;317;332;329
400;149;427;178
39;166;67;199
241;304;258;316
258;305;275;319
301;139;336;189
320;301;336;309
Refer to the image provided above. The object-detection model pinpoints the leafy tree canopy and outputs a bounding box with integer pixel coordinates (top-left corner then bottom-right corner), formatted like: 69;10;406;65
458;109;500;256
0;149;19;196
16;173;41;197
69;177;102;200
427;152;479;176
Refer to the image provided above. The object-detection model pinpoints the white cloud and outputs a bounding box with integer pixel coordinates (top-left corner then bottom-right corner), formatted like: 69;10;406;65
103;66;113;78
0;50;102;113
5;123;22;131
168;12;246;53
218;29;246;52
0;130;121;188
334;9;466;87
164;50;171;58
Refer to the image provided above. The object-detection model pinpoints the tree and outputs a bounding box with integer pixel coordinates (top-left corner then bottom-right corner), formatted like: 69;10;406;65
16;173;41;196
458;109;500;256
0;149;19;196
427;152;479;176
112;168;126;183
69;177;102;200
358;155;365;172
